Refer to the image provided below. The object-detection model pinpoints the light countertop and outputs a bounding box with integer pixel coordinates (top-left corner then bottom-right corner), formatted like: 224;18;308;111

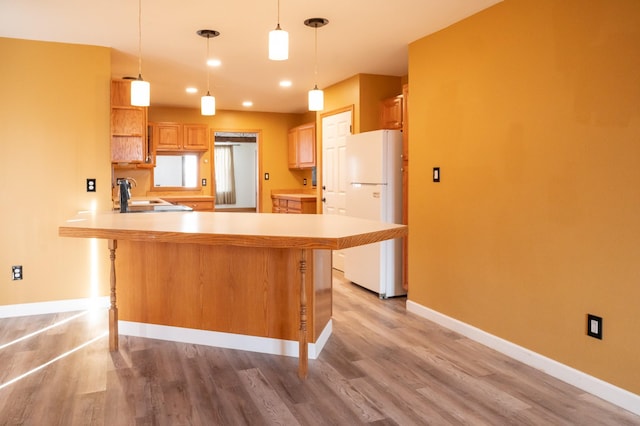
59;211;406;250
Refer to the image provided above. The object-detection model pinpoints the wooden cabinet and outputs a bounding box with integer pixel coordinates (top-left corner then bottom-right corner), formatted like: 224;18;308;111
111;80;149;164
154;122;181;151
153;122;208;152
401;84;409;162
380;95;403;130
272;194;317;214
161;197;215;211
288;122;316;169
401;83;409;292
183;124;208;150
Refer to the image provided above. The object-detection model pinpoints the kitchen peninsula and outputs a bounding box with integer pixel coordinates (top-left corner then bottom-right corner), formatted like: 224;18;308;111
59;211;406;378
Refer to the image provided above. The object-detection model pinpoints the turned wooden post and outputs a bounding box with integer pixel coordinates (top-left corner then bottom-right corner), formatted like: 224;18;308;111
108;239;119;351
298;248;308;379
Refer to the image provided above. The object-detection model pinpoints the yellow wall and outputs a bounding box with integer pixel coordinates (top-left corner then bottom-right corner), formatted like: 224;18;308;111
408;0;640;394
0;38;111;305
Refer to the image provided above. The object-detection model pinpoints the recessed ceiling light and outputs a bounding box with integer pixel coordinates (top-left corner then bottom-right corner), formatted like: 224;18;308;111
279;80;292;87
242;101;253;107
185;87;198;94
207;58;221;67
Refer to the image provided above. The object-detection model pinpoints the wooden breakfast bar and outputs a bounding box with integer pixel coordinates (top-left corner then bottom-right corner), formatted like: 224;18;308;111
59;211;406;378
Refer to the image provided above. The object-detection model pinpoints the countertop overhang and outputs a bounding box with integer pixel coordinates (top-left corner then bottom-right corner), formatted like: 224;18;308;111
59;211;407;250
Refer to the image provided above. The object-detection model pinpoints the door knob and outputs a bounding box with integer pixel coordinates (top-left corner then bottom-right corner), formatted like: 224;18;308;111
322;198;326;203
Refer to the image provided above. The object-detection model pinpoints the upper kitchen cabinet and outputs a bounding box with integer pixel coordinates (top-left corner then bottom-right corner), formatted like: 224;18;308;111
288;122;316;169
111;80;149;165
153;122;208;152
183;124;208;150
380;94;403;130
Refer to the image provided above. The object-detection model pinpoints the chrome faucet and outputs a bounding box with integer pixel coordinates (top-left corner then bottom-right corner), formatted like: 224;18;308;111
116;177;137;213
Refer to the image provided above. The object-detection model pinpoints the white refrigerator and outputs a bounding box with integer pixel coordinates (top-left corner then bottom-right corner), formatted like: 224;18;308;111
344;129;405;298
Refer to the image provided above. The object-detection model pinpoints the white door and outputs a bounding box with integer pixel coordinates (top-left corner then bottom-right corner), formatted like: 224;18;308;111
322;110;352;271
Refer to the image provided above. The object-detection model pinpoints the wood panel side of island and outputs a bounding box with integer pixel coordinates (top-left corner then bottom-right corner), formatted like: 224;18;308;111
113;241;332;343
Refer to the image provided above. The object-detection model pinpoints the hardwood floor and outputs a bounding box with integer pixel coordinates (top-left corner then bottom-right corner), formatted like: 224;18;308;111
0;271;638;425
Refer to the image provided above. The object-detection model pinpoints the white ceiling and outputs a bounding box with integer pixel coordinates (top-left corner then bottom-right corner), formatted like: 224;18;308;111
0;0;500;113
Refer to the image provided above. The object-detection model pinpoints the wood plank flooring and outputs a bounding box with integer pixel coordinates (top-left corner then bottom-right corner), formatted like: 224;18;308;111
0;271;638;425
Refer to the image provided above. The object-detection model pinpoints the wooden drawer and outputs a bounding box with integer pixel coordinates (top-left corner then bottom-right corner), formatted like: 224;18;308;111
287;200;302;211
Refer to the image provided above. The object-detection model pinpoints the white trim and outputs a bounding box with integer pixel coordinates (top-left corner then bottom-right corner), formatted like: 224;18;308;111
119;319;333;360
406;300;640;416
0;297;109;319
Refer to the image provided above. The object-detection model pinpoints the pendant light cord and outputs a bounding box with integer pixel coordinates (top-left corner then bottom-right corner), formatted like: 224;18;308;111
276;0;281;29
313;26;319;88
137;0;143;78
206;35;211;95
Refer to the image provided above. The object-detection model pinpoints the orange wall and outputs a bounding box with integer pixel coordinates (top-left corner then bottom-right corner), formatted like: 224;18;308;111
322;73;402;134
323;75;360;131
359;74;402;132
408;0;640;394
0;38;112;305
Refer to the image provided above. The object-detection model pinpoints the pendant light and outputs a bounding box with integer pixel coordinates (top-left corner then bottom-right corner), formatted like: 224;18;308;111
131;0;150;106
268;0;288;60
197;29;220;116
305;18;328;111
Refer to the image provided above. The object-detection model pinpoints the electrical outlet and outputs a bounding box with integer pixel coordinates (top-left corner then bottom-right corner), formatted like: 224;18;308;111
264;172;270;181
587;314;603;339
433;167;440;182
12;265;23;280
86;178;96;192
202;178;207;186
303;178;307;186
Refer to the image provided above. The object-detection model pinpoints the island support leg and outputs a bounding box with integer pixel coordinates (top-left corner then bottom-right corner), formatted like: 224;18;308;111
298;249;308;379
108;239;119;351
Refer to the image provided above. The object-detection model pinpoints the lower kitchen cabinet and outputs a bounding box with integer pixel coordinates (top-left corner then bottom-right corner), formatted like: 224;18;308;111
272;194;317;214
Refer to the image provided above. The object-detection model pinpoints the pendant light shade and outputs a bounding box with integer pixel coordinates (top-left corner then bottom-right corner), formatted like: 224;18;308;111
131;0;150;106
197;29;220;116
268;0;288;60
268;25;289;60
304;18;328;112
131;75;150;107
308;85;324;111
201;93;216;116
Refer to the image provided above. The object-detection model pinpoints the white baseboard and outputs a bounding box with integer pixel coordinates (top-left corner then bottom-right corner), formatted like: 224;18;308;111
0;298;332;359
119;319;333;360
406;300;640;416
0;297;109;319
